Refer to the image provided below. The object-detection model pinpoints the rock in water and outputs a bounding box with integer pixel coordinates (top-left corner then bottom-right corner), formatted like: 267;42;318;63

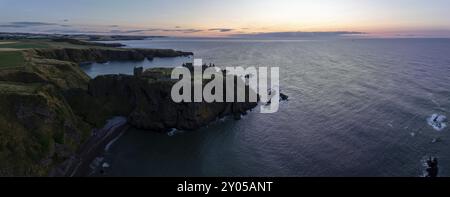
265;89;289;105
280;93;289;101
425;157;439;177
427;114;447;131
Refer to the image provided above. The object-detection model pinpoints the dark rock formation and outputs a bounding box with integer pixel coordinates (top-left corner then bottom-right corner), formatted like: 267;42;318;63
265;90;289;105
425;157;439;177
32;48;193;64
51;38;126;48
80;68;258;131
280;93;289;101
182;62;216;72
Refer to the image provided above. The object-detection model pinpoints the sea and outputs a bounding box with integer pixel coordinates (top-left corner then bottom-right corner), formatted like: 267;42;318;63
80;37;450;177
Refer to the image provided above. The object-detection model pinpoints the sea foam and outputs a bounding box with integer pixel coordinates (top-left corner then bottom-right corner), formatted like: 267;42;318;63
427;114;447;131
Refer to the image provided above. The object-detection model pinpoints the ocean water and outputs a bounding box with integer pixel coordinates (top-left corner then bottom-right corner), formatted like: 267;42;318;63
84;38;450;177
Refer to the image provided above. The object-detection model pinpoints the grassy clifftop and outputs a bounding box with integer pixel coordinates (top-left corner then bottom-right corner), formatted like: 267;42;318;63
0;51;25;69
0;40;95;176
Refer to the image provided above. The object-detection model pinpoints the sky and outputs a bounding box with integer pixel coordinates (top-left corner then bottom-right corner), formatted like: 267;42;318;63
0;0;449;37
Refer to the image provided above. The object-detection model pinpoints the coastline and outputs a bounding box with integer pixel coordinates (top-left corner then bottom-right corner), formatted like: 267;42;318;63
0;38;256;176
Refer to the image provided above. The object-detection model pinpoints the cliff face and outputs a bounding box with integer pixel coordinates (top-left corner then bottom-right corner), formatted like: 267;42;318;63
69;68;258;131
51;38;126;48
0;83;91;176
0;45;255;176
33;48;193;64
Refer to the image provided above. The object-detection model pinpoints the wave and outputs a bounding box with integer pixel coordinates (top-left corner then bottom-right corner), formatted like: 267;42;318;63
427;114;447;131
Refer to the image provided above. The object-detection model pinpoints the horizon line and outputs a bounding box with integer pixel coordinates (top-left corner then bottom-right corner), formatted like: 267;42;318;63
2;31;450;39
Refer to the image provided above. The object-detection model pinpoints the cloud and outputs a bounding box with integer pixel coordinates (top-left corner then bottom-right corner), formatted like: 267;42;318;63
233;31;365;38
0;21;204;35
11;21;58;26
42;29;107;34
32;27;204;35
0;21;67;28
162;28;203;33
107;28;203;34
110;29;152;34
208;28;234;32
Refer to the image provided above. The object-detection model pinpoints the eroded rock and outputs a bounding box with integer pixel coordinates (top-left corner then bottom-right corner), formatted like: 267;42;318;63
83;68;258;131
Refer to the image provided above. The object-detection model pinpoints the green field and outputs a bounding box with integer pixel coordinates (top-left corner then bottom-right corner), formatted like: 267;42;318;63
0;41;49;49
0;51;25;68
0;39;125;69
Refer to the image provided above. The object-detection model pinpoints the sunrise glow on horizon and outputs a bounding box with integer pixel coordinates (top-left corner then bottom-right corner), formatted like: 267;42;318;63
1;0;450;38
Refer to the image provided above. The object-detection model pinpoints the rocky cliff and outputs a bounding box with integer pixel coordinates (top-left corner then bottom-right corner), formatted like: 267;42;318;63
33;48;193;64
71;68;258;131
0;45;256;176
